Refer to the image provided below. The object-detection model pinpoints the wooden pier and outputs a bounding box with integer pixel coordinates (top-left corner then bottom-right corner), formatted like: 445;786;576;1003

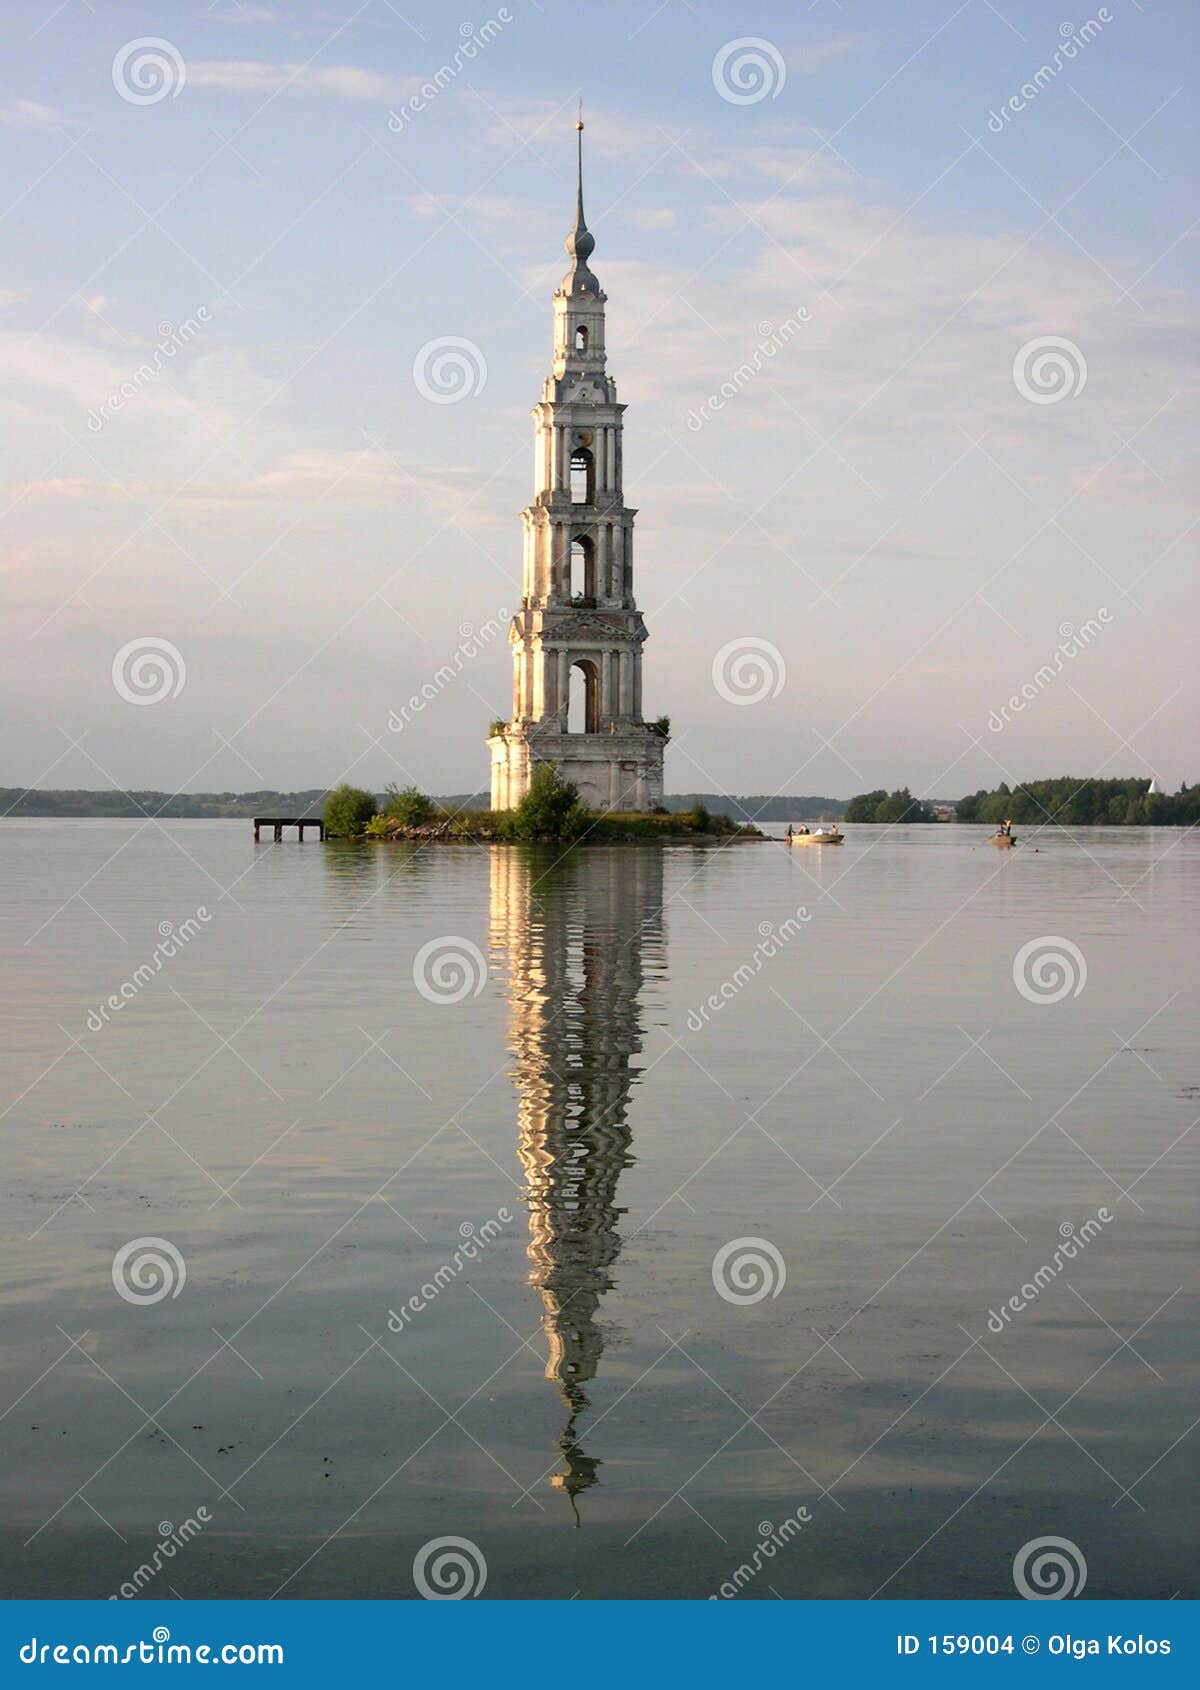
253;817;325;842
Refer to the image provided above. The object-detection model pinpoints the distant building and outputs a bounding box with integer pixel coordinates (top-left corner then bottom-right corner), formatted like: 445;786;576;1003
488;118;666;812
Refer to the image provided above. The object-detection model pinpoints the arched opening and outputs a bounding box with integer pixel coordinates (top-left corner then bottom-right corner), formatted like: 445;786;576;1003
569;446;594;506
566;658;601;735
574;324;588;353
569;533;595;602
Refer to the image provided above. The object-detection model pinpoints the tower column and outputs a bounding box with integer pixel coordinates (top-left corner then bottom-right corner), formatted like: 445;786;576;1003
557;649;569;723
560;523;570;598
618;649;631;717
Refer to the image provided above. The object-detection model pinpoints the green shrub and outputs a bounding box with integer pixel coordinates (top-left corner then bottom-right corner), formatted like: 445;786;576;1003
505;764;589;842
323;784;377;838
383;783;433;828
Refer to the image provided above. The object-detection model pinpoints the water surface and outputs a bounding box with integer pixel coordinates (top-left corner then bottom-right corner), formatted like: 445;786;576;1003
1;821;1196;1598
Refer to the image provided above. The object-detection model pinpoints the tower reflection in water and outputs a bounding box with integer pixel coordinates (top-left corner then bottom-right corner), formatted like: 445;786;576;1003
489;846;664;1522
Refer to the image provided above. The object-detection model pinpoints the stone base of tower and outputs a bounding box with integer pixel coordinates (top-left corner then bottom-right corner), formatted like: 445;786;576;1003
489;727;665;814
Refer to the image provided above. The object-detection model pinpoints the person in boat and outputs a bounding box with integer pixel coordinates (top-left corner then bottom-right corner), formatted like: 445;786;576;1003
786;824;793;841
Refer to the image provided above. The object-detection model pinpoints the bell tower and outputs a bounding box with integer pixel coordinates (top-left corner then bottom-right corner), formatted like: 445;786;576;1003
488;115;667;813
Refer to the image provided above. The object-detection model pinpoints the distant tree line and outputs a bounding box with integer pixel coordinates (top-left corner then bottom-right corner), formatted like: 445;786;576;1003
956;778;1198;826
3;787;847;822
0;787;331;819
662;794;847;822
844;788;939;824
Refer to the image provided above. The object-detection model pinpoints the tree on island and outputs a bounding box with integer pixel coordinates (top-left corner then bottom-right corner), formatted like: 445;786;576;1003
844;787;937;823
382;784;434;828
505;764;589;843
323;784;377;838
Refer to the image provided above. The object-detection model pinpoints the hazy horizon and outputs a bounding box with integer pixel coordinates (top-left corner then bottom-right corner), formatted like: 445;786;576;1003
3;0;1195;798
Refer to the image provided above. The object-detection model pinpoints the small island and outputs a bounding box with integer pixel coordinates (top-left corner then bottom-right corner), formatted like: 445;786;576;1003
323;769;763;845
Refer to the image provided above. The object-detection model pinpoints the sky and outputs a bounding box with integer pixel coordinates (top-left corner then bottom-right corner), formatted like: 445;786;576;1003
1;0;1196;800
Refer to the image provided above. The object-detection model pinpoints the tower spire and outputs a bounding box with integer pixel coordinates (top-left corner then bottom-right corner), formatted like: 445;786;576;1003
564;100;596;281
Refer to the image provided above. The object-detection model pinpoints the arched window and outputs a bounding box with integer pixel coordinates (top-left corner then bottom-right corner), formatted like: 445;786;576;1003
566;658;601;735
569;446;594;505
569;534;595;601
574;324;588;353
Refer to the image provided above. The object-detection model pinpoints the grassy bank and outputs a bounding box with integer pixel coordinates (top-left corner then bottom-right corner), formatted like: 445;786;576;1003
323;776;762;845
359;805;763;845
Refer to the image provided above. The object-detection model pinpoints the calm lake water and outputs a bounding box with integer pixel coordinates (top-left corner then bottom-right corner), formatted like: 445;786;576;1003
1;820;1196;1600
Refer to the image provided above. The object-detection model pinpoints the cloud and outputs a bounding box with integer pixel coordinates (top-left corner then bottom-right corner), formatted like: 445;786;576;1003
188;62;418;100
788;34;864;74
3;86;1195;792
0;99;80;131
627;208;678;232
209;3;280;18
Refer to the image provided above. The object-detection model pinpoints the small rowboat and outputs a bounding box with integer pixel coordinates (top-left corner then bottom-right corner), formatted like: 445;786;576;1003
789;828;843;846
990;833;1017;848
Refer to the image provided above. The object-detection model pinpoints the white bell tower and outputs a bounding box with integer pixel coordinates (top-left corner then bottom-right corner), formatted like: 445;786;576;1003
488;115;667;813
